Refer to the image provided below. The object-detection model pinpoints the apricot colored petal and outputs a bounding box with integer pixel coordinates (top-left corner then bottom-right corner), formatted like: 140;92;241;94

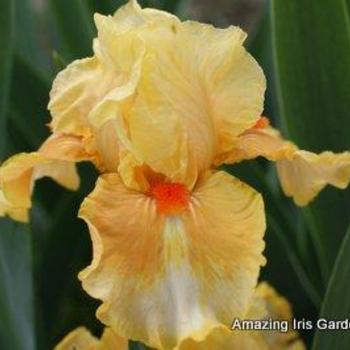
49;57;102;134
221;127;296;165
39;134;92;162
0;134;91;222
228;127;350;206
90;15;146;124
115;20;264;188
55;327;128;350
98;328;128;350
248;282;305;350
178;21;266;159
55;327;99;350
78;171;265;349
0;189;28;222
179;282;305;350
0;153;47;209
277;150;350;206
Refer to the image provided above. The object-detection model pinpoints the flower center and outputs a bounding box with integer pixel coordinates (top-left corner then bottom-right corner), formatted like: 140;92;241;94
150;182;190;215
253;116;270;129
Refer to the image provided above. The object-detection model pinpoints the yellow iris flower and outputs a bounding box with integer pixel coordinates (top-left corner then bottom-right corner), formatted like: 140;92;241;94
55;283;305;350
0;0;349;348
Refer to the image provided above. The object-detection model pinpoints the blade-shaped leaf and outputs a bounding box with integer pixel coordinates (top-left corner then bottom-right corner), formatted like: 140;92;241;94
14;0;44;67
312;224;350;349
0;0;15;159
271;0;350;281
0;220;36;350
7;55;50;155
31;164;101;349
49;0;95;60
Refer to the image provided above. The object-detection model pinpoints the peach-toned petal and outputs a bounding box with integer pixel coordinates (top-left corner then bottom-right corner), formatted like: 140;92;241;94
179;282;305;350
49;57;102;135
0;152;78;222
0;134;93;222
277;150;350;206
86;2;265;189
79;171;265;349
55;327;99;350
0;189;28;223
228;127;350;206
39;134;93;162
0;153;44;210
221;127;296;165
98;328;128;350
177;22;265;160
115;19;265;189
54;327;127;350
88;15;146;128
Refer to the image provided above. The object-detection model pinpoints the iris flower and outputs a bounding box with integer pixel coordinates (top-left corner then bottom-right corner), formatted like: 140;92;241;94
0;0;349;348
55;282;304;350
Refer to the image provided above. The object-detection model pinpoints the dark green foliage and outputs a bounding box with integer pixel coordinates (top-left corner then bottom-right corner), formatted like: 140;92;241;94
1;0;350;349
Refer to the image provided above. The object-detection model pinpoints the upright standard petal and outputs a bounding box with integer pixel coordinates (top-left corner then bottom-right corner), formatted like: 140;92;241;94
83;1;265;189
114;20;265;188
79;171;265;349
48;26;145;172
228;125;350;206
55;327;127;350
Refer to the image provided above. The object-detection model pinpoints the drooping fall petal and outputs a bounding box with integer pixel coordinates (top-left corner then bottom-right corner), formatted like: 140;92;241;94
277;150;350;206
229;126;350;206
55;327;127;350
179;282;305;350
0;134;92;222
78;171;265;349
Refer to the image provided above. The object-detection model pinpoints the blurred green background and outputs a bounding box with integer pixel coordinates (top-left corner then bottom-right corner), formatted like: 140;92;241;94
0;0;349;349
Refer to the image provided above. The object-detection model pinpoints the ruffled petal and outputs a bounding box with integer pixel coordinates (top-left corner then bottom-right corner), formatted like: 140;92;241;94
277;150;350;206
112;0;177;31
82;1;265;190
114;19;264;189
55;327;127;350
0;189;28;222
179;282;305;350
55;327;99;350
220;127;296;164
79;171;265;349
0;134;91;222
177;21;265;160
229;127;350;206
49;57;102;135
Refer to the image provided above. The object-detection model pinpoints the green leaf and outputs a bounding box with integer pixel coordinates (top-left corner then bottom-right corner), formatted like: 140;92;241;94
0;219;36;350
31;164;101;349
7;55;50;154
271;0;350;282
312;224;350;349
90;0;125;14
52;50;68;74
14;0;42;64
0;0;15;159
49;0;95;60
129;340;150;350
